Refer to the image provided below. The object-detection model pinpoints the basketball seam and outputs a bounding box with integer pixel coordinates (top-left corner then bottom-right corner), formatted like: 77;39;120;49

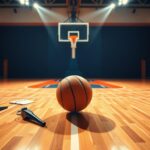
59;82;65;108
75;76;88;105
65;78;76;112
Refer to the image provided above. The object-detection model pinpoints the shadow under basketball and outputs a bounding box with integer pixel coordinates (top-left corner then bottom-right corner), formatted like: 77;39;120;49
45;112;115;135
66;112;116;133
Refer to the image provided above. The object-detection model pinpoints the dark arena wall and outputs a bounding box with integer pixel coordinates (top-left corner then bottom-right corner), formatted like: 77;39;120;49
0;49;2;78
0;24;150;79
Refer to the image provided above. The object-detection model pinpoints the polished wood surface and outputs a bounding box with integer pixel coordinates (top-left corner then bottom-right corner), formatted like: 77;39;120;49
0;79;150;150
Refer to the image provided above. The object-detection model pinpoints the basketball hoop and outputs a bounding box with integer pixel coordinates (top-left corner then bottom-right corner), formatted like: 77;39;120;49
69;35;79;59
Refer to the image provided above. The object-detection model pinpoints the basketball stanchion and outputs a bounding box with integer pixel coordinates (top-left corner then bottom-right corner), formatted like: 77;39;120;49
68;35;79;59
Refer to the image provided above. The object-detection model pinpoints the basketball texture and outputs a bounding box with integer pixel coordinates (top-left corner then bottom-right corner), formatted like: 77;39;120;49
56;75;92;112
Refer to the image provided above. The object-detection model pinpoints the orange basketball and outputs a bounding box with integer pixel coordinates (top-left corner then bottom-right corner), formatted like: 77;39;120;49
56;75;92;112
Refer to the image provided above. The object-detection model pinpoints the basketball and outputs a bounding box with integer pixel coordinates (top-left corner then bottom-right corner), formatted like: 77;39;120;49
56;75;92;112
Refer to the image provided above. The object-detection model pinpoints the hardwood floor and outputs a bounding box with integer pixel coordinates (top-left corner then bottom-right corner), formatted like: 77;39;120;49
0;79;150;150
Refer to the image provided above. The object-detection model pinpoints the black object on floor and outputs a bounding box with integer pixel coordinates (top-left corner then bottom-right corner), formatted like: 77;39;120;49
0;106;8;111
17;107;46;127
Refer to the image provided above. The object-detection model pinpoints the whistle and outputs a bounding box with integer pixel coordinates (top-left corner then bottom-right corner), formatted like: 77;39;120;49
17;107;46;127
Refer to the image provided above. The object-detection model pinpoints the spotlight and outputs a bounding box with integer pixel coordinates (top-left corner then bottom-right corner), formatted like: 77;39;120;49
118;0;129;6
110;3;116;9
19;0;29;6
118;1;122;6
33;2;40;9
122;0;129;5
25;0;29;6
19;0;25;5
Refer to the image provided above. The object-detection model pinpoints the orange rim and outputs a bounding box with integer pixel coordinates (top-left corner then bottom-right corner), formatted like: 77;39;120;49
69;35;78;43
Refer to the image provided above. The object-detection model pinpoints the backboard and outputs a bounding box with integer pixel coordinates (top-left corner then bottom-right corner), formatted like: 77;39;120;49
58;22;89;42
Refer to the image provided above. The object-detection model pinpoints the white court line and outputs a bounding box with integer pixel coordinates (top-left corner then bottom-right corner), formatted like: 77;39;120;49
71;123;79;150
